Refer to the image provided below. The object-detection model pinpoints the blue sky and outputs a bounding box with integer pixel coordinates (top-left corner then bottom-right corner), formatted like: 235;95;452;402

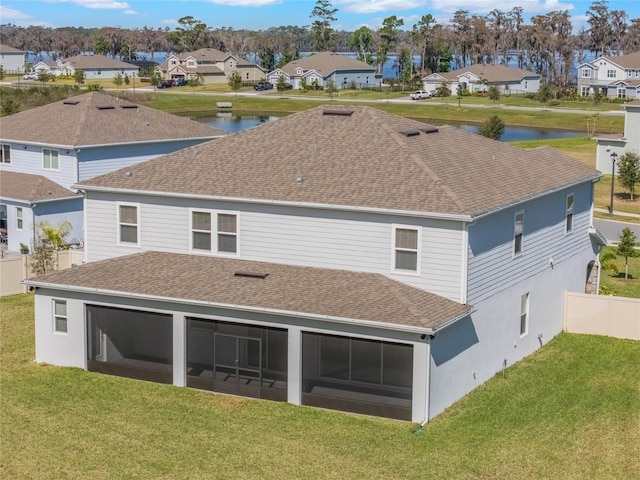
1;0;638;33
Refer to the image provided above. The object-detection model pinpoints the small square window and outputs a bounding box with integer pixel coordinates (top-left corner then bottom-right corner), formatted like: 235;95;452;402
54;299;67;333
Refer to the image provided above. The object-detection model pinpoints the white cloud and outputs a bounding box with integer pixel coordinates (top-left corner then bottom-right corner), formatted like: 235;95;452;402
52;0;131;9
0;5;31;20
205;0;282;6
124;9;137;15
338;0;426;14
162;19;179;26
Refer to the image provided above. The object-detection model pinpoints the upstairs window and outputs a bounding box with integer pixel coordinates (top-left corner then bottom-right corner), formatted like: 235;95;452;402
217;213;237;254
582;69;591;77
118;204;139;245
607;70;616;78
513;211;524;256
0;144;10;164
566;194;574;233
393;226;419;273
43;149;59;169
192;211;212;251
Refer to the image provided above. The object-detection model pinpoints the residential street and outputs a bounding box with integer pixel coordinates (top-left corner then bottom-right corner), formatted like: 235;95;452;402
593;217;640;244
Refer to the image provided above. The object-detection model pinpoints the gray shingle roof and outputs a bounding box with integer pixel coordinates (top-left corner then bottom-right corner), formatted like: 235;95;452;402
0;171;79;203
277;52;377;77
0;92;226;147
435;64;539;82
605;51;640;69
64;54;138;70
79;105;600;218
26;251;472;331
0;44;24;54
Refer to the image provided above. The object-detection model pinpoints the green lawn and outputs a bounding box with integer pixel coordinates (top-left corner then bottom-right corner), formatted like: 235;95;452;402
2;294;638;479
599;246;640;297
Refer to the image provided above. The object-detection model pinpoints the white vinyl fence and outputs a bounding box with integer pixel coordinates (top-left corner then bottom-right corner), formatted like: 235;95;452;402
564;291;640;341
0;250;85;297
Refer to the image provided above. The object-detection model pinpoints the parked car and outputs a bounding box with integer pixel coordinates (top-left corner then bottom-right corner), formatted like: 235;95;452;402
157;80;173;89
254;81;274;91
23;72;38;80
172;78;188;87
410;90;430;100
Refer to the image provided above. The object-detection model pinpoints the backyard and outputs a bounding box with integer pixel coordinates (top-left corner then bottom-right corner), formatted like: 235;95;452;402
1;294;638;479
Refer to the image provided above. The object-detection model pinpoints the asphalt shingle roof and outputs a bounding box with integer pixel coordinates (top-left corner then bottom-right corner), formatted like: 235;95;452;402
27;251;472;331
64;54;138;70
278;52;377;76
435;64;539;82
79;105;601;218
0;92;226;147
0;171;78;203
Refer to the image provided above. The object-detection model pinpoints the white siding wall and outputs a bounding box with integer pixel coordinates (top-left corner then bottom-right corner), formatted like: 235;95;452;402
624;107;640;152
467;183;595;304
85;192;465;302
2;201;35;251
0;146;77;189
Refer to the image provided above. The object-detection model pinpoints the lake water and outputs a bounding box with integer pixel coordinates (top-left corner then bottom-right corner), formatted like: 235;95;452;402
193;113;584;142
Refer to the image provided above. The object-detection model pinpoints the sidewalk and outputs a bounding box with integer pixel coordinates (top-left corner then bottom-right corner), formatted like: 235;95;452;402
594;207;640;219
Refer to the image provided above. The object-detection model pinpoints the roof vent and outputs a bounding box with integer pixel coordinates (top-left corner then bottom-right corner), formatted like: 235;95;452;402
400;129;421;137
323;109;354;116
63;100;80;105
97;105;115;110
234;271;269;279
419;126;439;134
120;105;138;109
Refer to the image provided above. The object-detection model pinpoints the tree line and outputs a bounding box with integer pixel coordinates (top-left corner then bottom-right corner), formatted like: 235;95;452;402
0;0;638;86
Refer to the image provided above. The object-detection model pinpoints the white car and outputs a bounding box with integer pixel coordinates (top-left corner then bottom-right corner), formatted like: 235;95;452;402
410;90;429;100
23;72;38;80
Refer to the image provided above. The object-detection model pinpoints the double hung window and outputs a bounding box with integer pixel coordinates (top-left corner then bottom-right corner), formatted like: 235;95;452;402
191;211;237;254
393;226;419;273
513;211;524;256
53;299;68;333
43;149;59;169
0;144;10;164
566;194;574;233
118;204;139;245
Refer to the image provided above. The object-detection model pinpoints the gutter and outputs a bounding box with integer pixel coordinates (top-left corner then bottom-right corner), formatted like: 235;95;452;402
8;136;223;151
72;185;476;223
22;280;473;336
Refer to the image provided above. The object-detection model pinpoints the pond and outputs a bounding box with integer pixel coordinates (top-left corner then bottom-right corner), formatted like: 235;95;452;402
191;113;584;142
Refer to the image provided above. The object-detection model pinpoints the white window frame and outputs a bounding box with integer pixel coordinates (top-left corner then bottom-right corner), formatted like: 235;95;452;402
617;87;627;99
565;193;574;234
53;299;68;334
392;224;421;275
16;207;23;230
581;86;590;96
0;144;10;164
513;211;524;257
607;69;616;78
520;293;529;337
43;148;59;170
117;202;140;246
189;209;238;256
582;68;591;78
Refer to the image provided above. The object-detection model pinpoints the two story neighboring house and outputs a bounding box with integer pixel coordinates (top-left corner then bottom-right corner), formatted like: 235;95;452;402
577;51;640;99
267;52;382;89
0;44;26;73
0;92;225;251
422;64;541;95
32;54;139;79
594;99;640;174
157;48;265;84
25;106;601;423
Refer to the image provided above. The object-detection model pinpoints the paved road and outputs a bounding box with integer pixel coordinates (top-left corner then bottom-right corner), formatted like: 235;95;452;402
593;218;640;244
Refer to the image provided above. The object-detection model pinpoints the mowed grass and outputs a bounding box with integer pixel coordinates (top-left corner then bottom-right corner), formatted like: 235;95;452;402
1;294;639;479
599;246;640;297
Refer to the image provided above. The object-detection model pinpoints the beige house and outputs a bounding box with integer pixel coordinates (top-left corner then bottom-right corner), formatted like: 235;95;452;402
422;64;541;95
577;51;640;100
157;48;265;84
0;44;26;73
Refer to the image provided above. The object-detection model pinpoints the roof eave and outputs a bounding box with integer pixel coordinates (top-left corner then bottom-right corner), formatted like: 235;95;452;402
22;281;450;335
3;136;223;150
73;184;475;222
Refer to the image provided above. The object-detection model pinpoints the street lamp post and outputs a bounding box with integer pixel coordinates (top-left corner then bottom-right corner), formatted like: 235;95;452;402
609;151;618;214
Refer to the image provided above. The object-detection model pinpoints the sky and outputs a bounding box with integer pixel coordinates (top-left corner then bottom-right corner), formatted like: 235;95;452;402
1;0;639;33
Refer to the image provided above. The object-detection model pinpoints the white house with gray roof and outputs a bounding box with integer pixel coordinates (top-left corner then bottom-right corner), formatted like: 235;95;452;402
594;99;640;175
25;106;602;423
0;92;225;252
422;64;541;95
32;54;139;79
0;44;26;73
577;51;640;99
267;52;382;89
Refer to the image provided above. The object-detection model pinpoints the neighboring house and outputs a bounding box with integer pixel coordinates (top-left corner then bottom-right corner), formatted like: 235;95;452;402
422;64;541;95
33;54;139;79
157;48;265;84
0;44;26;73
0;171;83;251
594;99;640;174
0;91;225;250
577;51;640;99
267;52;382;89
26;106;602;423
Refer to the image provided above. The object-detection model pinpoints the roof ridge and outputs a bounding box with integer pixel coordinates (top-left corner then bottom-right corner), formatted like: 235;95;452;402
373;275;435;324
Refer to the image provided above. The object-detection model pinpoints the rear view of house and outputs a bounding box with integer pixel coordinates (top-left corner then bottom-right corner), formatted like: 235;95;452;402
26;106;601;422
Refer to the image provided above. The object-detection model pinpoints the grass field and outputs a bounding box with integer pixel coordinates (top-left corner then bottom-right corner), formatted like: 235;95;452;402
1;294;639;479
599;246;640;297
